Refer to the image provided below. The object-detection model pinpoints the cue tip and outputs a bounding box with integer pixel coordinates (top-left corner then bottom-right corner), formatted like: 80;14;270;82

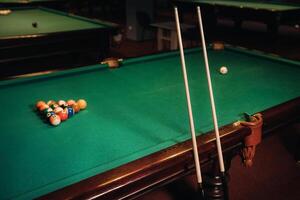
197;183;206;200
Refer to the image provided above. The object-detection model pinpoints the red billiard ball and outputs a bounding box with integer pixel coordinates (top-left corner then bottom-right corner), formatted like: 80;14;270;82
36;101;46;109
39;104;49;112
54;107;63;114
49;115;61;126
58;110;68;121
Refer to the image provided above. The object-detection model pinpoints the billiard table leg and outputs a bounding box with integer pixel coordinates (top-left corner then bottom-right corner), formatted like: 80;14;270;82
203;150;235;200
266;13;281;39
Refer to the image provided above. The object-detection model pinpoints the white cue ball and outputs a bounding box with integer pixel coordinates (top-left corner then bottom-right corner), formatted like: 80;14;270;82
219;66;228;74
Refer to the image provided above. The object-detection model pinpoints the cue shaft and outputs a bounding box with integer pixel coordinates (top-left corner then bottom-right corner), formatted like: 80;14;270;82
196;6;225;173
174;7;203;183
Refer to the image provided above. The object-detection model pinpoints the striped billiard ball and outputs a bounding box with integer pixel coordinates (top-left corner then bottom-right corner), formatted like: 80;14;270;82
49;115;61;126
66;107;74;118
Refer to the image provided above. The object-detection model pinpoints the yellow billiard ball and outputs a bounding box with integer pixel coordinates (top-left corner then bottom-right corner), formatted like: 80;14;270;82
77;99;87;110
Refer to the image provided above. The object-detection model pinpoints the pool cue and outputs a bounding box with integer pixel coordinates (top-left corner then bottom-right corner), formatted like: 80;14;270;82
196;6;228;196
174;7;205;199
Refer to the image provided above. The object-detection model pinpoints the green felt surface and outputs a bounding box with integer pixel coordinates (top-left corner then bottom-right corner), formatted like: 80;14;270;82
0;7;108;38
1;47;300;200
176;0;300;11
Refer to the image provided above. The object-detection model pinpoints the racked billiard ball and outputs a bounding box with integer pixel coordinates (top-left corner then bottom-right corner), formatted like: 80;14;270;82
47;100;56;106
77;99;87;110
49;115;61;126
36;101;46;109
43;108;53;115
66;107;74;118
67;99;76;106
39;104;49;112
58;110;68;121
46;111;56;119
50;104;59;110
72;103;80;113
54;107;63;114
58;100;66;107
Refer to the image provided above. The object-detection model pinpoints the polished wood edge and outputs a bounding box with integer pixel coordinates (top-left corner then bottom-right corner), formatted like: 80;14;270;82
261;97;300;134
39;123;250;200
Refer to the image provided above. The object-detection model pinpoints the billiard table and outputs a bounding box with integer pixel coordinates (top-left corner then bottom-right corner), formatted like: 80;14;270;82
0;7;117;77
0;45;300;200
0;0;66;8
173;0;300;35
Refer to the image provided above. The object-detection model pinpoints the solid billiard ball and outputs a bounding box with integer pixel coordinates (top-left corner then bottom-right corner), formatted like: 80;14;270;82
39;104;49;112
32;22;38;28
220;66;228;74
36;101;46;109
77;99;87;110
72;103;81;113
49;115;61;126
58;110;68;121
67;99;76;106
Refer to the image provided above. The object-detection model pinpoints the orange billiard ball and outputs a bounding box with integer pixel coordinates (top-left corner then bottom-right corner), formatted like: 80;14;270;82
72;103;81;113
36;101;46;109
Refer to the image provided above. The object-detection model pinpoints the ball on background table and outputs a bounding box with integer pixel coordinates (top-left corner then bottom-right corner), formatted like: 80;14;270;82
212;41;224;50
77;99;87;110
0;9;11;15
49;115;61;126
219;66;228;75
32;22;38;28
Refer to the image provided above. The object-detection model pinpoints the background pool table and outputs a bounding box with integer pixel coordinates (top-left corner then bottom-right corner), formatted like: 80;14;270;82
174;0;300;35
0;7;117;78
1;46;300;200
0;0;66;8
